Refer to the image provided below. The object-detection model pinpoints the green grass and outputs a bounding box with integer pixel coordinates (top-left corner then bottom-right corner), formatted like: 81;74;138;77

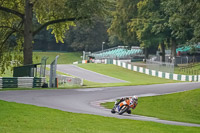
33;51;82;64
0;100;199;133
101;89;200;124
78;64;179;86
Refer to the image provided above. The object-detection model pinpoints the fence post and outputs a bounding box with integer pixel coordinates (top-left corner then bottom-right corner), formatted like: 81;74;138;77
49;55;59;88
0;77;2;89
40;57;48;77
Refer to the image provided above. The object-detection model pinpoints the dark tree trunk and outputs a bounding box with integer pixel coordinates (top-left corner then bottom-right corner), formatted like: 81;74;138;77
160;41;165;62
171;38;176;58
144;47;149;60
23;0;33;65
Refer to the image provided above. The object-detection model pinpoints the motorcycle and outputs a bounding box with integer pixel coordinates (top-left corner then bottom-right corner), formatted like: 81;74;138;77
111;99;133;115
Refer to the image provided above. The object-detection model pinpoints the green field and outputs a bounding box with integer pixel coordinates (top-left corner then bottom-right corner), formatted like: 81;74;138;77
78;64;179;87
0;100;199;133
33;51;82;64
101;89;200;124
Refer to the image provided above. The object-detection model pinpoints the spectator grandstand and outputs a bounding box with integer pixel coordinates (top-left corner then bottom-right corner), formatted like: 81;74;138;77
176;44;200;55
90;46;143;59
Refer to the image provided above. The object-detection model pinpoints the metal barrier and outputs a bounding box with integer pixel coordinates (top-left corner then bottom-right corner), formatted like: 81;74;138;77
56;75;83;87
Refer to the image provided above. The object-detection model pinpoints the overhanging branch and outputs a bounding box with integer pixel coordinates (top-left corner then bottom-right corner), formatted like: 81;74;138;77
0;30;16;50
0;20;23;50
0;6;24;18
0;26;23;33
33;18;77;36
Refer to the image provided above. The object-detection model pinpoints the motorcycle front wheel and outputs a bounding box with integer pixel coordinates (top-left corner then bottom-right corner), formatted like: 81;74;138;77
119;105;129;115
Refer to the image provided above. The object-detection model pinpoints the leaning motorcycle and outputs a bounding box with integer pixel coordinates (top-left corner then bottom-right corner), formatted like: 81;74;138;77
111;100;131;115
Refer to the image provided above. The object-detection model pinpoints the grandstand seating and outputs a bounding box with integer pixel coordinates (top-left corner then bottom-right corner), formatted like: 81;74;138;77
91;46;143;59
176;46;191;53
176;44;200;53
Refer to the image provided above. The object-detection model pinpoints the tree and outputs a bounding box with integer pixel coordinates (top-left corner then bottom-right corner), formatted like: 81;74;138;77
162;0;199;43
128;0;184;61
33;29;61;51
108;0;200;62
0;0;111;67
161;0;200;60
108;0;140;46
63;17;109;52
127;0;166;60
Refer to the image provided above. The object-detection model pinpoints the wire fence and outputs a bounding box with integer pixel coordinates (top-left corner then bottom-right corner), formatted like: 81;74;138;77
146;59;174;73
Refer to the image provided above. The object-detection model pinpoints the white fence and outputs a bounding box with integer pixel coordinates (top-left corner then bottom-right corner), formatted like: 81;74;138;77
111;59;200;82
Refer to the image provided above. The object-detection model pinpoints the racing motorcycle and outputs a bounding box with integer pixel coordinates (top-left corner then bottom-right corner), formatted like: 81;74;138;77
111;99;133;115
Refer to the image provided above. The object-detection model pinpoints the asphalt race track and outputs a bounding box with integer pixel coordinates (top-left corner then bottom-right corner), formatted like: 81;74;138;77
0;82;200;127
56;65;127;83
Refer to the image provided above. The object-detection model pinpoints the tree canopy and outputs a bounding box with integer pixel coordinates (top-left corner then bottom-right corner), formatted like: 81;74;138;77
1;0;200;75
0;0;112;74
108;0;140;46
109;0;200;60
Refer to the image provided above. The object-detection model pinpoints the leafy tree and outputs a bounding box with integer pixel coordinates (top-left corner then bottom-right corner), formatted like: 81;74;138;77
108;35;124;47
128;0;183;61
33;29;62;51
162;0;199;43
127;0;164;60
0;0;111;70
161;0;200;59
108;0;140;46
65;17;109;52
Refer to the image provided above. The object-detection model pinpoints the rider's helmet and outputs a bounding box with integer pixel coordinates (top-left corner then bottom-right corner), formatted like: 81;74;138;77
132;95;138;103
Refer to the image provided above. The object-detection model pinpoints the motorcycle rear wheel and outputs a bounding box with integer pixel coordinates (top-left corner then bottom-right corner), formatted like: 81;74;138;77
111;109;116;113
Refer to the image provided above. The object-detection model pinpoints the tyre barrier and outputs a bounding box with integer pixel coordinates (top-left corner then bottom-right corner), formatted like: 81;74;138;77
0;77;46;89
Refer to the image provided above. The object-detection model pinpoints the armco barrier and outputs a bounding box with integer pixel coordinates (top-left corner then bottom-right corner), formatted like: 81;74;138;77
0;77;46;89
108;59;200;82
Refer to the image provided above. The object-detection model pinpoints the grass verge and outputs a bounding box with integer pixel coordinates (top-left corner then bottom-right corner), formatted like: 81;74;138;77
78;64;179;86
0;100;199;133
101;89;200;124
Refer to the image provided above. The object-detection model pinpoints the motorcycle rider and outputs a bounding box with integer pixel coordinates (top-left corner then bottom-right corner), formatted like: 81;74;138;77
111;95;138;114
